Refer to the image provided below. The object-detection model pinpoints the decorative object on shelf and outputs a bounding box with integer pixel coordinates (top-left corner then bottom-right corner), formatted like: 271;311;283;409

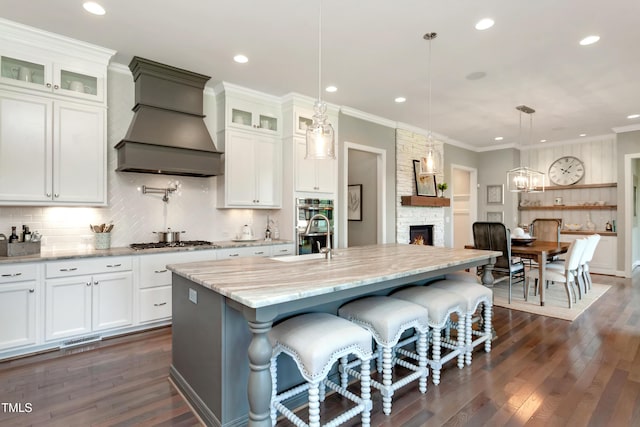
419;32;443;176
348;184;362;221
585;214;596;231
487;211;504;222
437;182;448;198
548;156;585;186
413;160;436;196
487;184;504;204
554;197;564;206
507;105;545;193
305;0;335;160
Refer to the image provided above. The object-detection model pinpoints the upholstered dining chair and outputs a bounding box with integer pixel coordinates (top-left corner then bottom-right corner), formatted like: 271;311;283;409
547;233;601;297
526;237;588;308
472;222;525;303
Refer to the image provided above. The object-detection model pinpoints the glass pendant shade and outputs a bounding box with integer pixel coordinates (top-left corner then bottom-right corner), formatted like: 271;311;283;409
419;136;442;175
507;166;545;193
305;100;335;159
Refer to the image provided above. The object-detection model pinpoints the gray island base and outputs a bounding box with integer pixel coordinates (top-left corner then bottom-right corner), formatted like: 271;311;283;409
167;243;500;427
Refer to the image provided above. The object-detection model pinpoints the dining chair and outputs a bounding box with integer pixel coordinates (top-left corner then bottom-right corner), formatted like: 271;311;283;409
472;222;525;303
547;234;601;297
525;237;588;308
528;218;563;266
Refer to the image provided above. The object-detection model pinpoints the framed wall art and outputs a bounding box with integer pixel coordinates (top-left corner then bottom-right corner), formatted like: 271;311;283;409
413;160;437;197
487;184;504;204
486;211;504;222
348;184;362;221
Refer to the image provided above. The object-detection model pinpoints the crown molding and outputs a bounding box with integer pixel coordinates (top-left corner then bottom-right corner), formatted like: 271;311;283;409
108;62;131;75
612;123;640;133
518;133;616;150
340;106;397;129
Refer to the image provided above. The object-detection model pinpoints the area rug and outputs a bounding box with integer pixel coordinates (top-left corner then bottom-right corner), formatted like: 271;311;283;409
491;281;610;321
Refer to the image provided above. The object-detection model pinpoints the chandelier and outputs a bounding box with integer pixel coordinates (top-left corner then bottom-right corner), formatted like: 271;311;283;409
419;32;442;176
305;0;335;160
507;105;545;192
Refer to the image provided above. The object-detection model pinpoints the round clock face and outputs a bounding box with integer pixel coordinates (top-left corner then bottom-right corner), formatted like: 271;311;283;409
548;156;585;186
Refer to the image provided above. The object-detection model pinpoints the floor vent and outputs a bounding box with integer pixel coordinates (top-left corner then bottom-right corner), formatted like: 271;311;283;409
60;335;102;348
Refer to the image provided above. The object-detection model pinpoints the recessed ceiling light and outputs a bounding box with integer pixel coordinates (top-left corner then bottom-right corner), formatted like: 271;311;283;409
540;139;547;143
394;97;406;103
83;1;106;15
325;86;337;93
233;55;248;64
579;35;600;46
627;114;640;119
579;133;587;137
475;18;494;30
494;136;503;141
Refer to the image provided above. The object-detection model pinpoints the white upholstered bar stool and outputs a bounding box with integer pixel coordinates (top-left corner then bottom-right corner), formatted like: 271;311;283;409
269;312;373;427
430;278;493;366
391;287;466;385
338;296;429;416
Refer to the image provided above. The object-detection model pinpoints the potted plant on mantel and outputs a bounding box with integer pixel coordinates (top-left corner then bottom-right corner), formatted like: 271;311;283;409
437;182;448;198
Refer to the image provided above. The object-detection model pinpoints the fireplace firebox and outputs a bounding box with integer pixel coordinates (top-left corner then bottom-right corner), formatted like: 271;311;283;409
409;225;434;245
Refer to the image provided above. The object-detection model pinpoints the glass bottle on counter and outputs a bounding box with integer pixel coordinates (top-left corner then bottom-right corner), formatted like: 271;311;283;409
9;226;19;243
22;225;32;242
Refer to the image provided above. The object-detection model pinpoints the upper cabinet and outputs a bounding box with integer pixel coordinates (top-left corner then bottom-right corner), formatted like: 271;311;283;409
0;18;114;206
294;137;336;193
215;83;283;209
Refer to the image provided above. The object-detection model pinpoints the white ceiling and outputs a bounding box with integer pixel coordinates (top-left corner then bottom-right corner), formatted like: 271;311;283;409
1;0;639;149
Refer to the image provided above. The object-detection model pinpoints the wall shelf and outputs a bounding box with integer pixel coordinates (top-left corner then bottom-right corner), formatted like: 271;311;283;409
519;205;616;211
401;196;450;207
531;182;617;191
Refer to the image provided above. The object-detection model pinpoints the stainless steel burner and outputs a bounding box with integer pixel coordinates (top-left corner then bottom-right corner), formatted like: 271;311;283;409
130;240;214;250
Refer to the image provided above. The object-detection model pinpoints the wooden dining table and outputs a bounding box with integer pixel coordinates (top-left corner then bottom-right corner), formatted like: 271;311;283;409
510;240;570;306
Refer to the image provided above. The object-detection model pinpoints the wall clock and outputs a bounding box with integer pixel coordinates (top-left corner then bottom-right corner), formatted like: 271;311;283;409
548;156;585;186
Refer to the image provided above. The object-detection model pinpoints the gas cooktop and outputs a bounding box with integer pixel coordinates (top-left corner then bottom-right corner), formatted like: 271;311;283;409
129;240;214;251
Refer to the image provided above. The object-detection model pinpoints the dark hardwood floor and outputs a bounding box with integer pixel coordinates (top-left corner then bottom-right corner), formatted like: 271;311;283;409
1;271;637;427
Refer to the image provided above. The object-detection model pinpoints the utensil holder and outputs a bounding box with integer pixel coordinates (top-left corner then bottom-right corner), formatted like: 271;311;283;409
94;233;111;250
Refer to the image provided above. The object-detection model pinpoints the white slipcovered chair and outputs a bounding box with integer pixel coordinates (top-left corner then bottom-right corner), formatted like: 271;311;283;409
547;234;601;297
525;238;588;308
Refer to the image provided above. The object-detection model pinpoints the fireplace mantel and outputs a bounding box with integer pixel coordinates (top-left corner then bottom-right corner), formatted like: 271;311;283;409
401;196;450;207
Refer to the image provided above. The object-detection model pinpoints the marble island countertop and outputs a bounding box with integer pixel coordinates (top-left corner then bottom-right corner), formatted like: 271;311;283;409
0;239;293;264
167;243;502;309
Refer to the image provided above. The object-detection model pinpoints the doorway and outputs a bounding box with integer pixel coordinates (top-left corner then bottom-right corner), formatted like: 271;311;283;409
450;164;478;248
343;142;386;247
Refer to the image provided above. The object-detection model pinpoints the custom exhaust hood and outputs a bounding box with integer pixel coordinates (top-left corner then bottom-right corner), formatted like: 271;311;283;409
115;57;222;177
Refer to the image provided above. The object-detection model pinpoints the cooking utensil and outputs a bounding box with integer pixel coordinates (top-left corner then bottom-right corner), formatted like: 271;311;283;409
153;228;185;243
105;223;114;232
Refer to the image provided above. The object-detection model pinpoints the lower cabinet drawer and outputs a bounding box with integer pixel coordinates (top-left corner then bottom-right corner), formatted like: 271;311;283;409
139;286;172;323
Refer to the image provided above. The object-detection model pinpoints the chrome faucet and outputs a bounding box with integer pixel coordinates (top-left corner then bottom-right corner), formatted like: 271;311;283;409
304;213;332;259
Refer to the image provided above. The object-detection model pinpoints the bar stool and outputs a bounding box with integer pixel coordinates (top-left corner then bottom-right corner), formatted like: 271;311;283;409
338;296;429;416
391;286;466;385
269;312;373;427
429;279;493;366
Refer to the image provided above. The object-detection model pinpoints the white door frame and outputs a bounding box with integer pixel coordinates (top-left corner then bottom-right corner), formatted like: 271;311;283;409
342;142;387;247
624;152;640;277
449;163;478;248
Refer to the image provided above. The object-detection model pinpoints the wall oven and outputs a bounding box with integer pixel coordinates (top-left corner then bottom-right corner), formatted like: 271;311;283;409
296;198;334;254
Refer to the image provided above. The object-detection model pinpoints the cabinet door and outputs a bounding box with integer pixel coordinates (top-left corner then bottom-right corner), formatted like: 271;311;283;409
45;276;92;341
0;281;37;351
315;156;336;193
0;52;51;93
92;271;133;331
225;130;258;206
294;138;318;192
254;135;280;206
0;91;53;202
54;102;105;204
53;63;105;103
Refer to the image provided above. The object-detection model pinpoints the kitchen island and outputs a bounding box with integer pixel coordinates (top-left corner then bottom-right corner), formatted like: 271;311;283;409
167;243;500;427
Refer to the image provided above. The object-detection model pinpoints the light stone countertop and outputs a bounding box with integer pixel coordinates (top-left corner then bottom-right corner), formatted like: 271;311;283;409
167;243;502;309
0;239;293;265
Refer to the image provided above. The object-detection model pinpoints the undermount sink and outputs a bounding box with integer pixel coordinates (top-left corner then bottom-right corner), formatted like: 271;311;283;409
270;253;327;262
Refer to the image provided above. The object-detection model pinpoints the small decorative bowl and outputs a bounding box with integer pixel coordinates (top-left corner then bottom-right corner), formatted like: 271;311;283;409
565;224;583;231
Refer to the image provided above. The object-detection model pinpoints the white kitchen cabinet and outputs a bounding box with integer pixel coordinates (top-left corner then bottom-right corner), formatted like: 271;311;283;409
136;249;217;323
225;95;280;134
220;129;281;208
45;257;133;341
294;137;336;193
0;263;38;352
270;244;296;257
217;245;271;259
0;89;106;205
560;234;617;276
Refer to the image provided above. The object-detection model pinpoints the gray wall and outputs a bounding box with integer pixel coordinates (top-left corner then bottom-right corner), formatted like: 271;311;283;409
348;150;378;246
616;130;640;273
478;148;520;230
338;113;396;245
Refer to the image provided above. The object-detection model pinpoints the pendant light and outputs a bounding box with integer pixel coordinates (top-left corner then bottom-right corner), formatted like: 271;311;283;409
419;32;442;176
305;0;335;160
507;105;545;192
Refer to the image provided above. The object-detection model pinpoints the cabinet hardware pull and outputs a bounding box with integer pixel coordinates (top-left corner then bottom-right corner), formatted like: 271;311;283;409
86;282;92;286
279;249;288;252
29;289;35;293
53;84;59;89
1;272;22;277
46;192;52;197
106;264;122;268
54;193;59;198
153;302;167;306
154;269;168;273
229;253;240;257
46;83;52;88
60;268;78;272
255;251;264;255
94;281;99;285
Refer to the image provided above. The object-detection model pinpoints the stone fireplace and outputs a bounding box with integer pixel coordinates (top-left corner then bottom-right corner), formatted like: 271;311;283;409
409;225;434;245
